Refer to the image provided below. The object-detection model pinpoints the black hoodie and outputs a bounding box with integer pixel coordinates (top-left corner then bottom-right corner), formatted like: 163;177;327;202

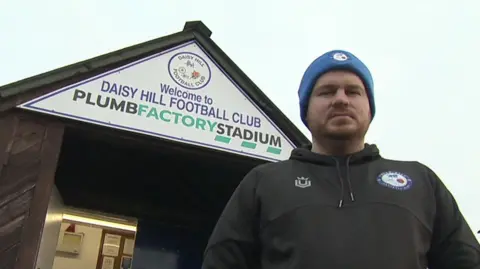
202;144;480;269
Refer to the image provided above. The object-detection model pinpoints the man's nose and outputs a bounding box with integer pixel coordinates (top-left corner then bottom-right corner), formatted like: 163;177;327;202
331;89;350;106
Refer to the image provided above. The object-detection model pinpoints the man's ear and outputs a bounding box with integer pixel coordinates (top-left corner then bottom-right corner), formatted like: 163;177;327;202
304;113;312;131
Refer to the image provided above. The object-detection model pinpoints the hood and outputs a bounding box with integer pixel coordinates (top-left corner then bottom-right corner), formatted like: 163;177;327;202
289;143;381;208
289;143;380;165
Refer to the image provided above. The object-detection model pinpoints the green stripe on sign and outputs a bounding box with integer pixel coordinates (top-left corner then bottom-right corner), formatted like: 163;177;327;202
215;135;231;144
267;147;282;155
241;141;257;149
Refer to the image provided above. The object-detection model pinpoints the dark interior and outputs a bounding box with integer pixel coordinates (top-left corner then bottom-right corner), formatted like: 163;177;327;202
55;124;266;232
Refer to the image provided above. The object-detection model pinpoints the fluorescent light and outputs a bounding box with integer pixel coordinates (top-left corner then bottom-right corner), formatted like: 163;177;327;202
62;213;137;232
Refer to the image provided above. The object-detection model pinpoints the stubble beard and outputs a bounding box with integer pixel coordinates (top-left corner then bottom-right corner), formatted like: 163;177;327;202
318;121;369;142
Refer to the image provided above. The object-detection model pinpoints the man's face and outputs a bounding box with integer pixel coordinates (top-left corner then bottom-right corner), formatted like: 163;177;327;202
306;70;371;140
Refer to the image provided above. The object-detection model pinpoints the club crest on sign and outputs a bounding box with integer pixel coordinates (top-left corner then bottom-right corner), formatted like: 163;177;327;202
168;51;211;90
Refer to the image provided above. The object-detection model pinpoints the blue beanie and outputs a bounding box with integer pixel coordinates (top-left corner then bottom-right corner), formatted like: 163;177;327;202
298;50;375;128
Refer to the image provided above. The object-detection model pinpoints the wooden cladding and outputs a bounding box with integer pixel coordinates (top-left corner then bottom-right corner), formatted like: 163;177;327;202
0;111;64;269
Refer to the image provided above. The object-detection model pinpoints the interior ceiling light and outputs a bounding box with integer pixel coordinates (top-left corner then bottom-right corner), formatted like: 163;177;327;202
63;213;137;232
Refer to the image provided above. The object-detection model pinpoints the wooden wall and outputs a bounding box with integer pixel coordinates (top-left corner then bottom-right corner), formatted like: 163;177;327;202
0;110;64;269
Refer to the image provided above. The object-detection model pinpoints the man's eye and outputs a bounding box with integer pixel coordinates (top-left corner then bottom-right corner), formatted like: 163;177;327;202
347;90;361;95
345;86;364;95
318;91;334;96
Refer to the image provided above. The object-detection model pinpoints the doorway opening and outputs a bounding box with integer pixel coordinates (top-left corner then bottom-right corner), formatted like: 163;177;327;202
49;124;265;269
52;208;137;269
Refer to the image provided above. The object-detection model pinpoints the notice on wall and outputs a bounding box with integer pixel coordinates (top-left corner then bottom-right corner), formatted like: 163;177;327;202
123;238;135;255
101;256;115;269
121;256;133;269
17;41;295;162
102;233;121;256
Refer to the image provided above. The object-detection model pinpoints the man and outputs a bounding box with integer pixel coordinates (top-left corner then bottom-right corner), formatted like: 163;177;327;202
201;50;480;269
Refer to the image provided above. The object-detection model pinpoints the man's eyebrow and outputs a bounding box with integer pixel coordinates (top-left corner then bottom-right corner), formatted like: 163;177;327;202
345;84;364;89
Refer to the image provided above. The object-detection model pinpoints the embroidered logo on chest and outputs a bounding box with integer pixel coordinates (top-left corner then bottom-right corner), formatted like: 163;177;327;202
295;177;311;188
376;171;413;191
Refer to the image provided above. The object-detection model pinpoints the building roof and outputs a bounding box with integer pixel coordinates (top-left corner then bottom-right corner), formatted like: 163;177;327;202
0;21;309;148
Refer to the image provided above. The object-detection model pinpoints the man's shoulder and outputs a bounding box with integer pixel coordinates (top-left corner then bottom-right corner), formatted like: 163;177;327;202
251;159;298;175
378;157;430;171
237;160;296;188
376;157;436;183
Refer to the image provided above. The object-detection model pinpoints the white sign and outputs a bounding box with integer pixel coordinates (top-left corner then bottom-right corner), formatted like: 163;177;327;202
102;233;121;256
101;256;115;269
123;238;134;255
18;41;295;161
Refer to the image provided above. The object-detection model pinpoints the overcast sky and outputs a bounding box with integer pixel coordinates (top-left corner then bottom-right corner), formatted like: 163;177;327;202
2;0;478;240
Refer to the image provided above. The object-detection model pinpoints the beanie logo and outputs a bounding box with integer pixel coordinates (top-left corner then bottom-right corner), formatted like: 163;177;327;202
332;52;348;61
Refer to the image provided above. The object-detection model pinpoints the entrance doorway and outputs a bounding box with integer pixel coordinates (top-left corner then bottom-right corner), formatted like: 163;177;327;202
51;208;137;269
40;124;265;269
